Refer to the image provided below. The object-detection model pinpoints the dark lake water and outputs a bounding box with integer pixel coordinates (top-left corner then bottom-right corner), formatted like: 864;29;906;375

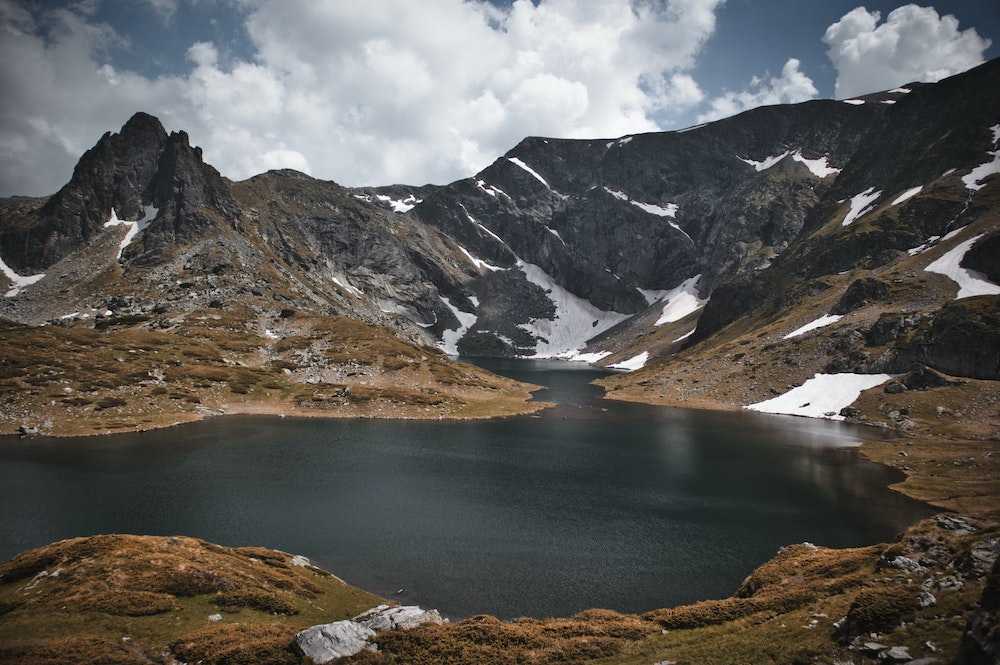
0;359;932;619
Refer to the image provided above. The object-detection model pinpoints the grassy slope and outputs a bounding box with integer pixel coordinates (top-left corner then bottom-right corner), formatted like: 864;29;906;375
0;308;545;437
0;535;381;664
3;518;993;664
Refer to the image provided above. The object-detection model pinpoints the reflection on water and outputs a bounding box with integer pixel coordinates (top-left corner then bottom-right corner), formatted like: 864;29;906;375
0;359;932;619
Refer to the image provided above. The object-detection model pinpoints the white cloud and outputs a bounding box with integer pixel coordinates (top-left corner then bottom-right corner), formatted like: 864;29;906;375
823;4;990;99
695;58;818;123
0;0;722;196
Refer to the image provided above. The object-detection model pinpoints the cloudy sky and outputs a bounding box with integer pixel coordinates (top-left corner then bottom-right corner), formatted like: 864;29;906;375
1;1;996;196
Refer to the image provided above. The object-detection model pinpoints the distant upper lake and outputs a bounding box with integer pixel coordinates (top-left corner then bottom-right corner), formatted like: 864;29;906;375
0;358;931;618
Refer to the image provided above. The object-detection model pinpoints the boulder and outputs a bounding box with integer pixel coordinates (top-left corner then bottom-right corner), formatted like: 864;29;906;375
832;277;890;315
880;646;911;661
902;366;963;390
353;604;445;631
295;620;376;664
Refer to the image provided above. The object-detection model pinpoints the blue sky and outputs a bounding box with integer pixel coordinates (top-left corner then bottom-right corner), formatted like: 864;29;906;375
1;1;997;195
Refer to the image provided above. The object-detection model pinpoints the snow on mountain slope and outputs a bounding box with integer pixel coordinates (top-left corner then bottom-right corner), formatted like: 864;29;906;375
746;373;892;420
517;261;629;358
655;276;707;326
104;206;158;259
507;157;551;189
608;351;649;371
439;296;477;356
925;234;1000;299
783;314;843;339
841;187;881;226
1;254;45;297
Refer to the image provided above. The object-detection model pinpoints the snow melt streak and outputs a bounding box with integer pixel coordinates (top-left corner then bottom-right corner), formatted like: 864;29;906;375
507;157;550;188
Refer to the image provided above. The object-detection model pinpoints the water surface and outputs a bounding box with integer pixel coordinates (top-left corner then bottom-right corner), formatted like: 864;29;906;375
0;359;931;618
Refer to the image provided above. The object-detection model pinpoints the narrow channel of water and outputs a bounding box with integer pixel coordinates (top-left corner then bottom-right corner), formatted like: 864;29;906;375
0;359;932;618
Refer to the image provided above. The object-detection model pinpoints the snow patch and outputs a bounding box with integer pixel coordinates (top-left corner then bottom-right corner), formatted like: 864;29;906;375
673;328;696;343
475;179;510;199
961;124;1000;191
747;373;893;420
637;287;670;305
507;157;551;189
881;100;896;104
104;206;158;260
737;151;790;172
907;235;940;256
791;151;841;178
654;275;707;326
0;254;45;298
559;350;612;364
887;87;911;94
841;187;881;226
439;296;477;356
891;186;923;206
925;234;1000;299
842;99;865;105
375;194;421;213
332;276;363;298
783;314;843;339
609;351;649;371
458;246;504;272
516;261;629;358
630;200;679;219
459;204;509;248
603;188;687;239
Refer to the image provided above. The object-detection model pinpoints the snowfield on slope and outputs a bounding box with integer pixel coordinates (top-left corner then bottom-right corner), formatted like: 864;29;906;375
517;261;629;358
841;188;881;226
439;296;477;356
0;254;45;297
737;150;839;178
925;234;1000;299
961;124;1000;191
560;350;612;363
747;373;892;420
783;314;843;339
608;351;649;371
654;275;707;326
